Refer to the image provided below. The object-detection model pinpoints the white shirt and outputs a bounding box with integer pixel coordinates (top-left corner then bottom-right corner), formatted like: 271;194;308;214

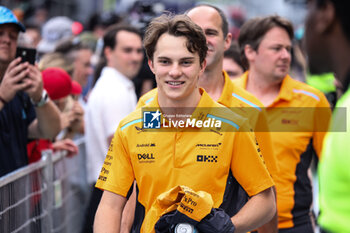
85;67;137;184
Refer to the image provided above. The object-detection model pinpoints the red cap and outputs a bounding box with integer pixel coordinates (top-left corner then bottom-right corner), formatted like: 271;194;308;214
42;67;72;100
71;80;82;95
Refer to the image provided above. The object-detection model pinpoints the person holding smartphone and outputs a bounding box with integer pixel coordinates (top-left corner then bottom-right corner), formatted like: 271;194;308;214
0;6;61;177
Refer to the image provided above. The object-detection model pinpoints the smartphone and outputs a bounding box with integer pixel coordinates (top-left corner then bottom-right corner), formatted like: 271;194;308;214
15;47;37;65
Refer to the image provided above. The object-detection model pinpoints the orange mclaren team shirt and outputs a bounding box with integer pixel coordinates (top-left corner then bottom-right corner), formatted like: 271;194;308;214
235;72;331;229
137;71;278;179
96;90;274;232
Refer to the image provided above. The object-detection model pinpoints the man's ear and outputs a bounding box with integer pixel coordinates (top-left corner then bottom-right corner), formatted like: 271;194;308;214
148;59;155;74
224;32;233;51
315;1;336;34
104;47;111;61
199;59;207;76
244;44;256;62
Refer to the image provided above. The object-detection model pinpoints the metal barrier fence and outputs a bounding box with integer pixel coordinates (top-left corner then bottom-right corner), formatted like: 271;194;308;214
0;137;89;233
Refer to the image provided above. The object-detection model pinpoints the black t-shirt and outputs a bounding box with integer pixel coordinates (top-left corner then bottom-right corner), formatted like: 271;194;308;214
0;92;36;177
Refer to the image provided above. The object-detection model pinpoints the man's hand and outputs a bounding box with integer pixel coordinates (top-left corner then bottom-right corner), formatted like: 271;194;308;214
52;139;79;157
23;63;44;102
197;209;235;233
176;188;213;222
68;101;84;133
0;57;31;103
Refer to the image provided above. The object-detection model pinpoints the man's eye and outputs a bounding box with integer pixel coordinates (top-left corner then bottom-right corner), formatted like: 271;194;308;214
181;61;192;66
10;33;18;40
159;60;169;64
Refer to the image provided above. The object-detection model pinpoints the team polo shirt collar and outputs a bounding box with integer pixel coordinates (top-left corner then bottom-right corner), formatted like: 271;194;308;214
145;88;218;129
217;71;234;106
240;71;293;104
275;75;294;102
239;71;249;89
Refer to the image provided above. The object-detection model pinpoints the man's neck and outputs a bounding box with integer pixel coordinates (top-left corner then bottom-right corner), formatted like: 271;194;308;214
246;69;282;106
158;89;201;118
198;65;225;101
106;65;131;80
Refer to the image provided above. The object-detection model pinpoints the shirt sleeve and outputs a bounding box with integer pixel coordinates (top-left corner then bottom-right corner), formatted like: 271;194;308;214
254;109;279;178
313;93;332;157
231;121;275;196
95;126;135;197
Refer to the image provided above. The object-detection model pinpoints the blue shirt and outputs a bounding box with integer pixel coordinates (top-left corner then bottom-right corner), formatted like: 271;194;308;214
0;92;36;177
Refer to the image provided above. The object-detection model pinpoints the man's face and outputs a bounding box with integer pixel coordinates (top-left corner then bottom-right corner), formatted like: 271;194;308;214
223;58;244;80
73;48;93;87
305;0;331;74
0;24;19;64
249;27;291;83
187;6;230;70
149;33;205;102
107;30;143;79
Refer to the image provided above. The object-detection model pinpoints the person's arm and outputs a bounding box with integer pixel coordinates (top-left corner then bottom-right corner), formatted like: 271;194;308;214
28;101;61;139
254;111;278;233
25;64;61;139
256;186;278;233
121;182;137;233
94;190;127;233
232;187;276;233
231;121;276;233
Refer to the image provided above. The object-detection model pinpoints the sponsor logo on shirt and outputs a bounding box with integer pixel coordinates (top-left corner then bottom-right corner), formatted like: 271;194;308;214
196;143;221;148
137;153;155;163
281;118;299;125
136;143;156;147
196;155;218;163
196;143;222;150
135;126;146;133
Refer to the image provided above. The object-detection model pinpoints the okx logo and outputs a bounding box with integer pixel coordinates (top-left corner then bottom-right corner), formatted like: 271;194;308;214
143;110;161;129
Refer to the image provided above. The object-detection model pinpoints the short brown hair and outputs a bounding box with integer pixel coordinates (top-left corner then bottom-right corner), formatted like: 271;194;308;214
143;14;207;65
103;23;141;50
238;15;294;69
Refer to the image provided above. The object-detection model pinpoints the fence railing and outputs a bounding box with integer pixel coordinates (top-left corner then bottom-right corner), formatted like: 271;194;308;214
0;137;89;233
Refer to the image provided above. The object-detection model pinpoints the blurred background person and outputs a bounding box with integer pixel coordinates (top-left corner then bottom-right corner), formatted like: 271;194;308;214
0;6;61;177
305;0;350;233
55;35;95;101
27;67;80;162
36;16;83;58
223;41;245;80
38;51;85;140
237;15;331;233
83;23;143;233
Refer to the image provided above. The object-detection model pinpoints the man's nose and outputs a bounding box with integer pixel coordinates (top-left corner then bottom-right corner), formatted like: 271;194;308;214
169;64;182;77
280;47;291;60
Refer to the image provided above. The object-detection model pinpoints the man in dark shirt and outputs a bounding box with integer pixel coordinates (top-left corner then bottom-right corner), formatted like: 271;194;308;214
0;6;61;177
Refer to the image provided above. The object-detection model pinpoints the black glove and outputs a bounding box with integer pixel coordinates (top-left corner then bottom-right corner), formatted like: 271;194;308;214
155;210;199;233
196;208;235;233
